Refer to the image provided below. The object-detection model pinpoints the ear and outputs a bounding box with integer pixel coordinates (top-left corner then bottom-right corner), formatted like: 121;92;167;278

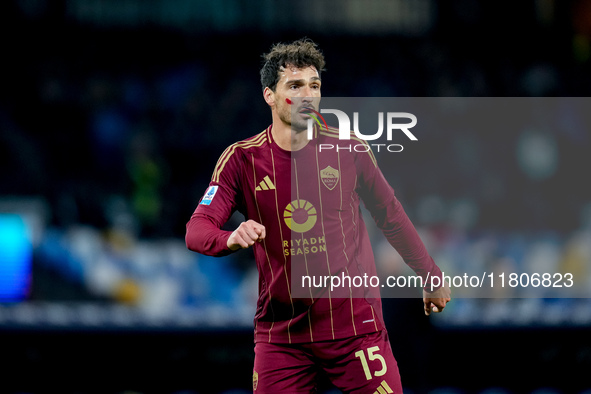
263;87;275;107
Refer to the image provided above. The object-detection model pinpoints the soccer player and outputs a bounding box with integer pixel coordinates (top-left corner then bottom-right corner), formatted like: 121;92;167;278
186;38;451;393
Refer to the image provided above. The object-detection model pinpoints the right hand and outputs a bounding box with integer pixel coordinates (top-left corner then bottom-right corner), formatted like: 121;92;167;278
227;220;266;251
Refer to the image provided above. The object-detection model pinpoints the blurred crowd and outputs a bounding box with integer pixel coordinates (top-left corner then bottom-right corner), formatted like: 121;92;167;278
1;1;591;327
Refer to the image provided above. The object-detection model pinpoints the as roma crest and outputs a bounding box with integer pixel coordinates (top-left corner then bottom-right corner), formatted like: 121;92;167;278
320;166;339;190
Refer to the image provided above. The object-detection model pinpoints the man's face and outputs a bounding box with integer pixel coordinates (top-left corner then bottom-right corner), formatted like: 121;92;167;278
273;65;321;132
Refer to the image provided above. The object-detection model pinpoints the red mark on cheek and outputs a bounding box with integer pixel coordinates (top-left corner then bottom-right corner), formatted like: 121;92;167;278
286;98;292;105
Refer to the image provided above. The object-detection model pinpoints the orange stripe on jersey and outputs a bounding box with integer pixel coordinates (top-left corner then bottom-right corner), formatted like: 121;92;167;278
292;157;313;343
213;131;266;183
212;131;267;183
271;149;294;344
250;153;276;343
369;304;379;332
314;143;335;340
336;150;357;337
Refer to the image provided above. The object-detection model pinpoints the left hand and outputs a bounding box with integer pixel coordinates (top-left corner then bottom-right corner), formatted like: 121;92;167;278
423;281;451;316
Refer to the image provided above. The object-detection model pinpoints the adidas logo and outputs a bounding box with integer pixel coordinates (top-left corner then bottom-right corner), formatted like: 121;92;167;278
373;380;393;394
255;175;276;191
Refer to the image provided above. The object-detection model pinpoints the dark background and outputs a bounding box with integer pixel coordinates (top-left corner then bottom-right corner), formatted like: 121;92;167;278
2;0;591;393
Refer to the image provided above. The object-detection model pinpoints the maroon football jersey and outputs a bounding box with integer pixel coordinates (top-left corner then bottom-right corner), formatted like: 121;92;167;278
186;125;442;344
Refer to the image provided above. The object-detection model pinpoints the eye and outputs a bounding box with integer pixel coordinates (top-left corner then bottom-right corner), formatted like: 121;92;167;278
290;85;299;90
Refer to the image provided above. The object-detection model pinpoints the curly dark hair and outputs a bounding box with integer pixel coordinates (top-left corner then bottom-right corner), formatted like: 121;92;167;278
260;38;326;92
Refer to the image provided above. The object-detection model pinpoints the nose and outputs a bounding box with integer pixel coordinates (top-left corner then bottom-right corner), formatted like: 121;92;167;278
301;91;313;103
301;85;314;101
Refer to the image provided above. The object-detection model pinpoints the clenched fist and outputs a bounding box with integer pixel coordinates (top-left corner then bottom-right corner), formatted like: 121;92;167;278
423;281;451;316
227;220;266;251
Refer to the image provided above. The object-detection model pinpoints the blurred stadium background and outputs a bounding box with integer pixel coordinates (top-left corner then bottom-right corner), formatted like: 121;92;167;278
2;0;591;393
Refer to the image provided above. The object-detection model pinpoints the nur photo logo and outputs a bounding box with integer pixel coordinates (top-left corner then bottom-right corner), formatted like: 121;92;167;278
305;108;418;153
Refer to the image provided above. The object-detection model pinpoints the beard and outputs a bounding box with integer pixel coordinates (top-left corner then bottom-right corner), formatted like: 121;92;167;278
290;114;309;133
280;100;319;133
